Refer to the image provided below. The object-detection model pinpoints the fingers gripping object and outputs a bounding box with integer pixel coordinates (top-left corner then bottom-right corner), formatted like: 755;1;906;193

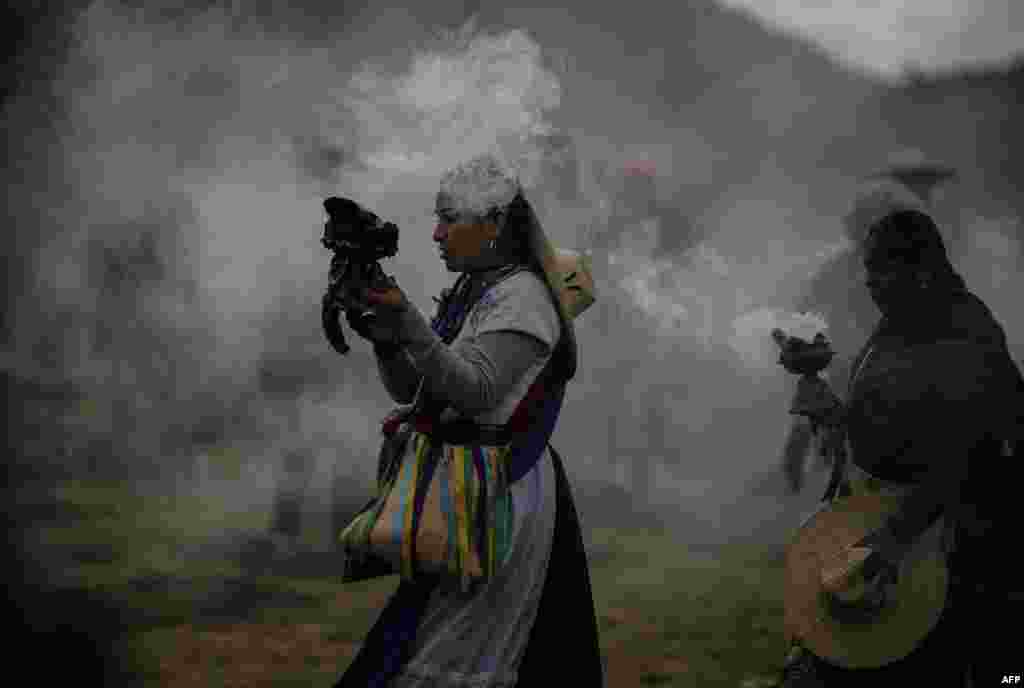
821;546;900;624
772;329;840;406
320;197;400;355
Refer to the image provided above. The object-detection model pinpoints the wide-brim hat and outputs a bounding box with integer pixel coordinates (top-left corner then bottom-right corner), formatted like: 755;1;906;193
784;492;948;669
844;152;957;247
864;150;958;193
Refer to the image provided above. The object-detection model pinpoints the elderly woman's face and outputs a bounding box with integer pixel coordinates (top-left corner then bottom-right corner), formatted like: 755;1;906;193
432;195;499;272
863;234;925;315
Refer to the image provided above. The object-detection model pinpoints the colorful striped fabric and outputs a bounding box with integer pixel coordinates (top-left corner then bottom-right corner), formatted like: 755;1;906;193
339;266;542;588
338;431;515;591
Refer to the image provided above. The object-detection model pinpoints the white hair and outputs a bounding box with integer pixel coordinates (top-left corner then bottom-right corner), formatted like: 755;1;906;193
438;152;521;216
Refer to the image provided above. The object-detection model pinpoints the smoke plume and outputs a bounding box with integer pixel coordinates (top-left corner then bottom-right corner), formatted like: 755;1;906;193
4;0;1022;555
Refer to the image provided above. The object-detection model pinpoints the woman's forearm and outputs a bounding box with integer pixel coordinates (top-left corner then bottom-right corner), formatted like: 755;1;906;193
397;307;547;415
375;344;421;404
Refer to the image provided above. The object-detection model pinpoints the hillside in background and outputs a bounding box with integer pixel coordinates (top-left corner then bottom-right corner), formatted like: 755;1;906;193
2;0;1021;529
884;58;1024;217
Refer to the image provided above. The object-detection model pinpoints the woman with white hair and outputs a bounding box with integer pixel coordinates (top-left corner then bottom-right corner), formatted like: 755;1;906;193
333;153;603;688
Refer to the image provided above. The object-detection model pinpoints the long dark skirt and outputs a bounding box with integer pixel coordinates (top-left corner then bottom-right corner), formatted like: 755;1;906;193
951;535;1024;686
335;447;604;687
513;446;604;686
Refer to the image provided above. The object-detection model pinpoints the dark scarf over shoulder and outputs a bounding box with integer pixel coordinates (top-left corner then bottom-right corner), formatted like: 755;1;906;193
856;209;1019;378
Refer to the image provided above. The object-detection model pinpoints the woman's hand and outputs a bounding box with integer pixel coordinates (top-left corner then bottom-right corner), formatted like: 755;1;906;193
347;278;410;344
822;537;902;615
840;530;905;606
364;283;409;311
854;528;910;569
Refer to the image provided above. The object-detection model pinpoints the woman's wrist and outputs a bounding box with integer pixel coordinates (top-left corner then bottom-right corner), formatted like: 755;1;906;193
399;307;442;362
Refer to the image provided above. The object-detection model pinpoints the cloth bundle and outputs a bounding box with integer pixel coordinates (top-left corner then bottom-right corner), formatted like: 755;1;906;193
339;423;515;591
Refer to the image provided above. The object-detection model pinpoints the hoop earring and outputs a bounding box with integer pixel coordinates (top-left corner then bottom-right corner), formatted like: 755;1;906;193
489;239;496;250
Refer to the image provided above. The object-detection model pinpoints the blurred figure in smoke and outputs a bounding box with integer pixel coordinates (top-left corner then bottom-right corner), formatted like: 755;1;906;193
268;449;315;557
588;160;698;334
579;159;703;507
518;128;608;254
528;130;580;206
780;157;958;493
521;144;692;507
591;159;697;260
257;323;342;557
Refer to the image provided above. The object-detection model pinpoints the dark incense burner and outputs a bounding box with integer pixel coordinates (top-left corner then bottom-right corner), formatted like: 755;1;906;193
771;329;835;376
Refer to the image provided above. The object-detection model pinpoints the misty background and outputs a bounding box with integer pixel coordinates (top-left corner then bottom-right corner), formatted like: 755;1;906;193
4;0;1023;577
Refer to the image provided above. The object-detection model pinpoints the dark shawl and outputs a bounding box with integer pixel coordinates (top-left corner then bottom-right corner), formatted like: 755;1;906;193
811;288;1023;685
846;211;1023;551
806;210;1024;682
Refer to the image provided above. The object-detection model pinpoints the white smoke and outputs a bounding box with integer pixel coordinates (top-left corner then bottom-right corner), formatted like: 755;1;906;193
11;0;1020;558
729;308;830;370
7;3;578;536
608;216;756;349
346;25;561;183
957;214;1024;355
41;5;566;376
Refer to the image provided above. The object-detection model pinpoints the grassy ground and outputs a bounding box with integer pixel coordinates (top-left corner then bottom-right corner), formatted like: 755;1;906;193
16;478;789;687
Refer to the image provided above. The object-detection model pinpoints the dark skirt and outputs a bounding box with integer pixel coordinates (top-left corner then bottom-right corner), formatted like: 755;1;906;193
513;445;604;686
949;531;1024;686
